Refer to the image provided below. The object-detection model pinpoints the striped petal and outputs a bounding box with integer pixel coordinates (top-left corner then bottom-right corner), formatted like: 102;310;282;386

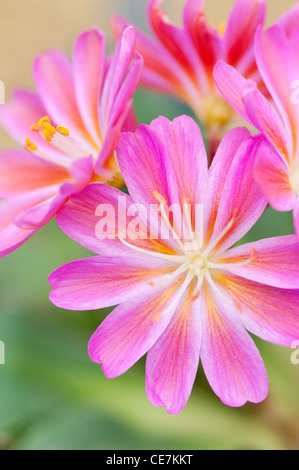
214;272;299;347
205;134;268;253
200;284;268;407
49;255;178;311
0;149;69;197
146;287;201;414
73;27;105;148
218;235;299;289
88;279;184;378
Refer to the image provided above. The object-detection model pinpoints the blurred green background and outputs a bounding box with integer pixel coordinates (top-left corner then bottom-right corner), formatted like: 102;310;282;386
0;0;299;451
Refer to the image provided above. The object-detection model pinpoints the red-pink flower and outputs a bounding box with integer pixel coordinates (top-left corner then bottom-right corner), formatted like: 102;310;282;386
49;115;299;413
0;26;143;257
214;17;299;237
112;0;270;152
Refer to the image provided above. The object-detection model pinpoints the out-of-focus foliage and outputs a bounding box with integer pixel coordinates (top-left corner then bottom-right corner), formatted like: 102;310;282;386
0;85;299;451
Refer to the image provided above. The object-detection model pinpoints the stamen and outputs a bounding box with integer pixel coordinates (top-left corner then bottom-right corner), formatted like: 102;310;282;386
148;260;190;288
158;203;186;252
192;274;204;300
43;128;52;142
157;270;195;320
24;137;38;153
115;233;186;264
207;247;257;271
202;217;235;257
204;270;237;308
56;126;70;136
153;191;167;206
44;122;56;135
182;203;199;251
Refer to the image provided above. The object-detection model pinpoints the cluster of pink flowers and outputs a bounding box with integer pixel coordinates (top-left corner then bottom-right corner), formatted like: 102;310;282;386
1;0;299;414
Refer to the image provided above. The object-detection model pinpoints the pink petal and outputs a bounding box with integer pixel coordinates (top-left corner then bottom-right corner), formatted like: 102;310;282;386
224;0;266;68
0;90;69;165
254;145;296;212
205;133;268;253
146;287;201;414
184;0;222;72
215;272;299;347
219;235;299;289
49;255;178;311
255;26;299;158
149;115;208;206
100;26;137;126
148;0;195;75
73;27;105;148
242;83;292;165
56;183;176;257
0;223;37;258
0;149;69;197
111;14;183;95
203;127;251;240
213;61;254;122
200;285;268;407
33;50;94;153
276;3;299;37
88;280;184;378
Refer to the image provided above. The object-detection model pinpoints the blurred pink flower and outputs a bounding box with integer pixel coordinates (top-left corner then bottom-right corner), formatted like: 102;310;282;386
49;115;299;413
214;19;299;237
0;26;143;257
112;0;269;154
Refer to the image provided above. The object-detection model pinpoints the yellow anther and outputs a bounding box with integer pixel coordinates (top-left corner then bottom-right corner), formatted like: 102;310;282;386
43;122;56;135
24;137;38;153
56;126;70;136
43;128;52;142
38;116;51;127
153;191;167;206
30;124;40;132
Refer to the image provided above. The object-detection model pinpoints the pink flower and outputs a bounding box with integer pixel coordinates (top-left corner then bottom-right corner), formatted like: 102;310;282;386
49;115;299;413
0;26;143;257
112;0;271;153
213;19;299;237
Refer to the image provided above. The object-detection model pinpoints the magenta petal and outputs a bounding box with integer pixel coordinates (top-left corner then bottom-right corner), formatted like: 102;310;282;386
0;223;37;258
224;0;266;67
149;115;208;206
242;84;292;164
203;127;251;237
49;255;178;311
0;90;69;165
218;273;299;347
0;149;69;197
73;27;105;147
213;61;254;122
146;289;201;414
206;134;268;252
201;285;268;407
33;49;93;152
254;146;296;212
88;281;183;378
255;26;299;145
221;235;299;289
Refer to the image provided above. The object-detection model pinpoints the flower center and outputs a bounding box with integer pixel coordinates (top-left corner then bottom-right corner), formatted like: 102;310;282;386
115;191;254;305
201;95;234;128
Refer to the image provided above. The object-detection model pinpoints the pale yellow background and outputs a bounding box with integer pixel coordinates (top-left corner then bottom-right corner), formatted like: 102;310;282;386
0;0;297;146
